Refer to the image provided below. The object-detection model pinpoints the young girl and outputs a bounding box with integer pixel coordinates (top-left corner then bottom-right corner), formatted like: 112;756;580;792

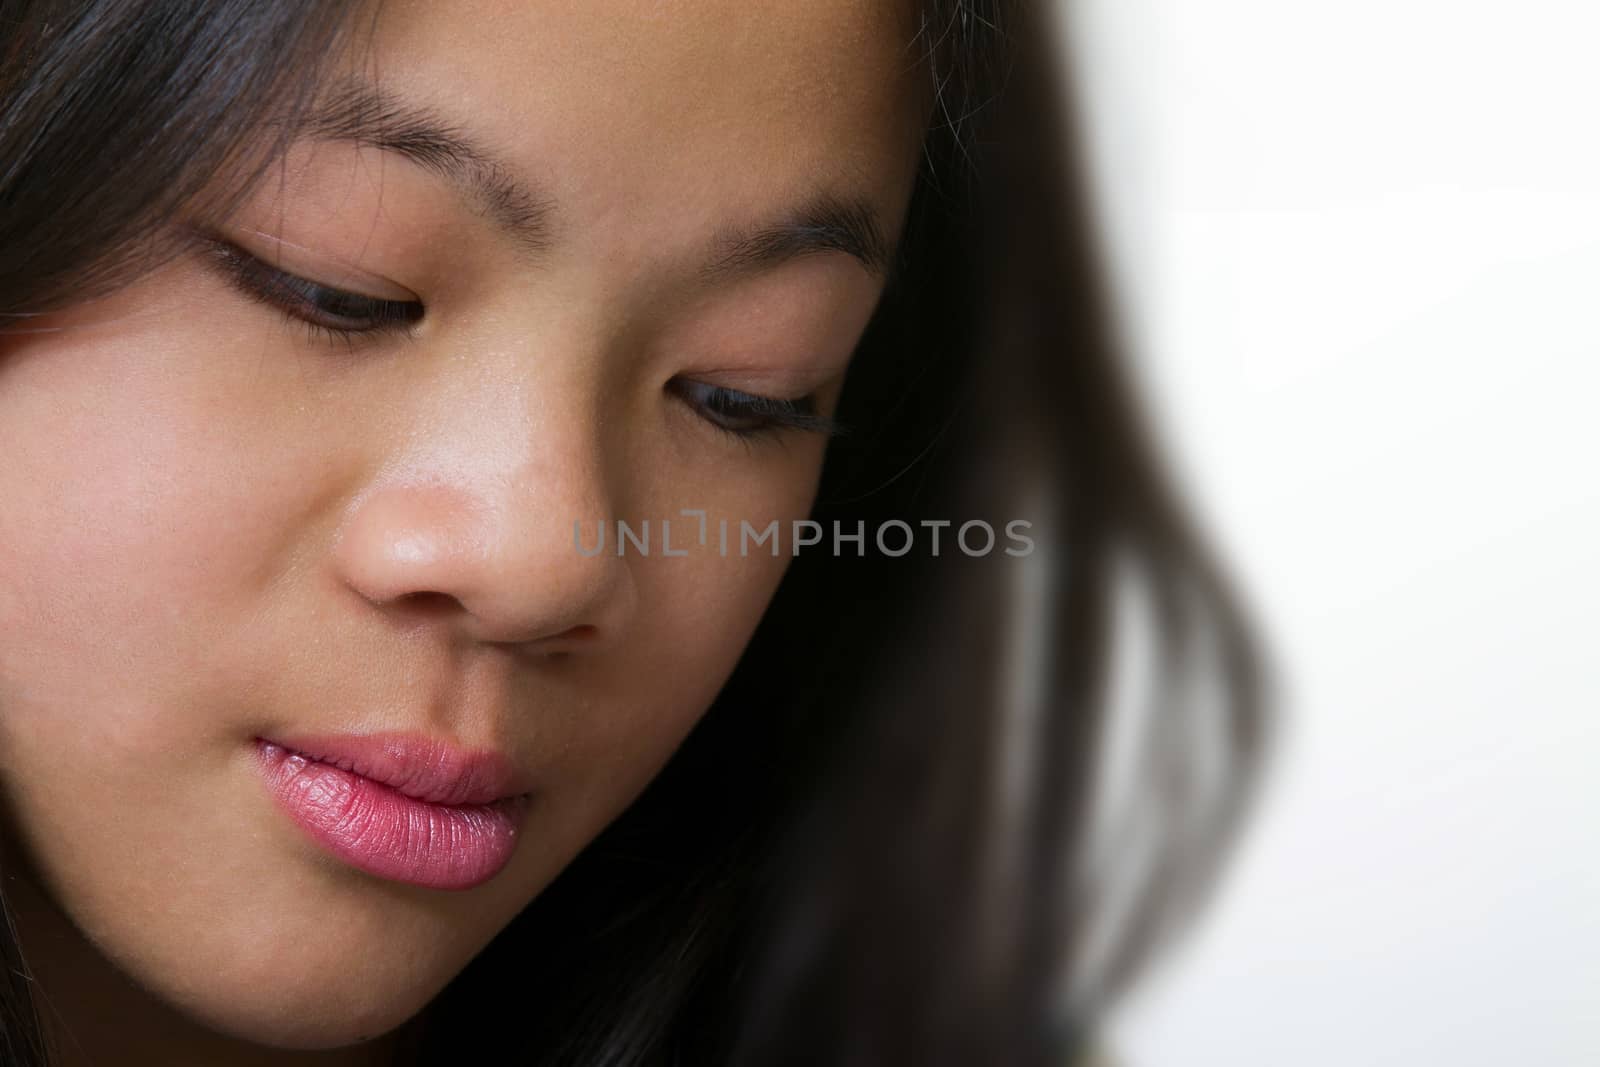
0;1;1267;1064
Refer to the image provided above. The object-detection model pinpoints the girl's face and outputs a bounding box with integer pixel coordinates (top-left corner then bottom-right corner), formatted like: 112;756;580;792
0;0;926;1049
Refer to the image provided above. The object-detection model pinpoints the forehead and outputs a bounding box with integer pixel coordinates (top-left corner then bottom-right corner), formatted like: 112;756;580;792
341;0;931;256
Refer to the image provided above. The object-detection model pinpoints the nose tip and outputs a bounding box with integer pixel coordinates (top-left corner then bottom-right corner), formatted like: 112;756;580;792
332;480;636;655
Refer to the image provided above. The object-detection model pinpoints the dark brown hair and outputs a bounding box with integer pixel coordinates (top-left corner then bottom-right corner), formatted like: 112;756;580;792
0;2;1270;1064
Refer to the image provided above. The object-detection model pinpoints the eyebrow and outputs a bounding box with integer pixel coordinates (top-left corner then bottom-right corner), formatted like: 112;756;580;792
297;77;893;280
300;77;556;257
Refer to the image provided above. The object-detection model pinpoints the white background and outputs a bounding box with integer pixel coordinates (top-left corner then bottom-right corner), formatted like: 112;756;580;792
1055;2;1600;1064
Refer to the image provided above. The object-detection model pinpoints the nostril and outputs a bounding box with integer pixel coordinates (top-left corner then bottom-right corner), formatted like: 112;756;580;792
534;624;599;656
395;591;460;616
503;623;599;663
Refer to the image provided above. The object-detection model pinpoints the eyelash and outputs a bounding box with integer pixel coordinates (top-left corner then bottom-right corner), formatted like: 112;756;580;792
666;379;845;443
199;236;846;441
200;237;424;352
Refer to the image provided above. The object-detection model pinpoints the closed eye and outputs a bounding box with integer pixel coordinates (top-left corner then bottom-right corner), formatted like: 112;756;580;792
198;235;424;348
667;378;846;441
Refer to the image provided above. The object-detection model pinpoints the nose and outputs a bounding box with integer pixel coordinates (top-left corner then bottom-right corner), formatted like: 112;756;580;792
331;452;636;657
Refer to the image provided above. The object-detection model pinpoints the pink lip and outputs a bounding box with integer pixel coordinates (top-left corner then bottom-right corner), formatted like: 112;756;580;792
253;732;532;891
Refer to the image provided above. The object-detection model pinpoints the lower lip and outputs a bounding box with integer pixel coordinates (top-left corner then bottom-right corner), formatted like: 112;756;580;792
254;740;529;891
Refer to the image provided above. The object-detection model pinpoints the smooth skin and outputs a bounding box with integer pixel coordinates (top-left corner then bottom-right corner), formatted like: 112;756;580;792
0;1;930;1062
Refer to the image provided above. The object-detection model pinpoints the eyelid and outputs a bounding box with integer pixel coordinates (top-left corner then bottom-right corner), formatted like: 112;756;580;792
669;378;847;440
197;232;424;350
683;364;849;398
227;227;419;302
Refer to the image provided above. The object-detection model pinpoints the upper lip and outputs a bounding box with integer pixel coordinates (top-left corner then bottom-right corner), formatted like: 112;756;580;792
256;731;530;807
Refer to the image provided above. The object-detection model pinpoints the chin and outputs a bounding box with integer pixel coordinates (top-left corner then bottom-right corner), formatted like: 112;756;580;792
180;991;432;1055
164;966;440;1051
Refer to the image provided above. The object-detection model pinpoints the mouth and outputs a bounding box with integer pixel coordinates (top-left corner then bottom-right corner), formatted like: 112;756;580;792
252;733;532;892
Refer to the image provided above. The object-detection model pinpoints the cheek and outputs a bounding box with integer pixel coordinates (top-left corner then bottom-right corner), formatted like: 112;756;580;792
0;305;316;721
